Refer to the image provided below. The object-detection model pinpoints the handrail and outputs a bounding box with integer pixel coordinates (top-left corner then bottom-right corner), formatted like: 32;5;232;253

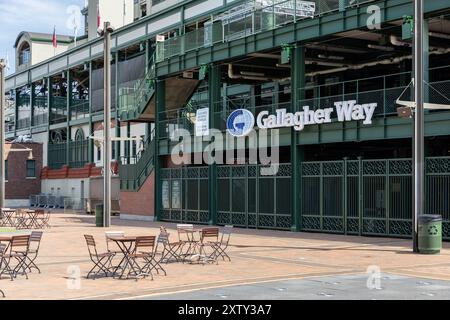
155;0;379;62
119;128;156;190
119;57;156;118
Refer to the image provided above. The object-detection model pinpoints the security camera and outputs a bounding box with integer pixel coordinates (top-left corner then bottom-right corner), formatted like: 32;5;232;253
97;24;115;36
0;59;6;69
397;106;413;118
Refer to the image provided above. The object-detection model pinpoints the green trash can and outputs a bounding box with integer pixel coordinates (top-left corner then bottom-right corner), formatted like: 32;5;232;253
95;204;104;227
418;215;442;254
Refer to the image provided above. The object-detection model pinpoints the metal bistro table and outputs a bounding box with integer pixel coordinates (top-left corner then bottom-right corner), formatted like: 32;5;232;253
108;236;138;279
178;228;217;264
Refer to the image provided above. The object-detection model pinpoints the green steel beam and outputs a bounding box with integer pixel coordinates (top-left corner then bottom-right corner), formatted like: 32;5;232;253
291;45;305;232
154;79;165;222
88;61;94;164
115;52;121;161
208;64;221;226
30;83;35;127
66;70;71;166
156;0;450;77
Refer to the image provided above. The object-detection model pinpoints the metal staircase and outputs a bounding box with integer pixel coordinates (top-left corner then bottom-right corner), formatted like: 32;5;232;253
119;129;155;191
119;62;156;122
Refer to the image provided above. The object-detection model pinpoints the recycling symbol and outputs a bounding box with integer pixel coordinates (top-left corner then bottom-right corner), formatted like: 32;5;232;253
428;225;439;236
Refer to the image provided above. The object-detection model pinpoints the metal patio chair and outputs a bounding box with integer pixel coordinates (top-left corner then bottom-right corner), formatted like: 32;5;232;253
84;235;115;280
5;235;31;280
33;210;45;229
0;243;12;281
42;211;51;229
156;227;183;264
194;228;220;264
126;236;157;281
24;231;43;274
212;225;233;262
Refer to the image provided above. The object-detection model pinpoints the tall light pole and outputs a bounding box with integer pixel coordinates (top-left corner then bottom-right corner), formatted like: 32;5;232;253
103;22;113;228
0;59;5;209
413;0;424;253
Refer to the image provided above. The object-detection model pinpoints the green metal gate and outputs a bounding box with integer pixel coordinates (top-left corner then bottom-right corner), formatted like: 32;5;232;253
160;167;209;224
159;163;292;230
217;164;292;230
301;157;450;239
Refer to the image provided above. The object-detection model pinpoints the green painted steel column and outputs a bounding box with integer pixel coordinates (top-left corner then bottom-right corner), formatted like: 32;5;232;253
290;45;305;232
66;70;71;167
30;83;35;127
208;64;220;226
88;62;94;164
154;79;165;222
115;52;121;161
126;122;131;164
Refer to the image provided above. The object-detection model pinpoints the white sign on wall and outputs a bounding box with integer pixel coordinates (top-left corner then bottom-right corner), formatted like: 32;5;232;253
195;108;210;137
227;100;378;137
256;100;377;132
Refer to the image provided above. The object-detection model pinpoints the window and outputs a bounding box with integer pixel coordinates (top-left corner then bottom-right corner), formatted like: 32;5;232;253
5;160;8;181
18;43;31;66
26;160;36;178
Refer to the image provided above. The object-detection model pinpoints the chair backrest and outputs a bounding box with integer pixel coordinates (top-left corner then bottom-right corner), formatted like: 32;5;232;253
135;236;155;253
30;231;43;242
157;230;170;244
84;234;97;256
177;224;194;241
30;231;44;251
201;228;219;242
11;235;30;252
220;225;233;243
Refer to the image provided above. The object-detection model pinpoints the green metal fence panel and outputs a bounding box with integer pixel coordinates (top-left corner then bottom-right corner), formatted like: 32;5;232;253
48;143;67;169
301;157;450;239
426;157;450;238
160;163;292;230
69;139;89;168
160;166;209;225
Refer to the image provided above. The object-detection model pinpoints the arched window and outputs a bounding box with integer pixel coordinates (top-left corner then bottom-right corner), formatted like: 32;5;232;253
18;42;31;66
74;129;85;141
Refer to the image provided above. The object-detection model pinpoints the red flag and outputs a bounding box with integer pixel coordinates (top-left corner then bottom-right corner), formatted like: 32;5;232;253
97;4;101;28
52;26;57;48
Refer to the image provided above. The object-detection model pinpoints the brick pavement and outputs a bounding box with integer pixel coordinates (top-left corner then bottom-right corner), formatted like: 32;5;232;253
1;212;450;300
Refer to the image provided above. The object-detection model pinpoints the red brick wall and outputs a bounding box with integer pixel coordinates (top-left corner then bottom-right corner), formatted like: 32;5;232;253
119;171;154;217
5;143;43;199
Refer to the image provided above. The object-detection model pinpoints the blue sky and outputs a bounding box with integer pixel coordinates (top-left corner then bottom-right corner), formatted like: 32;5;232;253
0;0;86;75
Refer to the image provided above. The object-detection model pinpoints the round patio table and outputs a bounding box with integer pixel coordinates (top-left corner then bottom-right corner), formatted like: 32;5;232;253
108;236;138;279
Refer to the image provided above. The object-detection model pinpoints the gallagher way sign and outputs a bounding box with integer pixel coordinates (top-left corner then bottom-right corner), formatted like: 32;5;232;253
227;100;377;137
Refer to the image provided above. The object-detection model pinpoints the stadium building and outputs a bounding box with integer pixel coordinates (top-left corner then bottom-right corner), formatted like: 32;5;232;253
4;0;450;238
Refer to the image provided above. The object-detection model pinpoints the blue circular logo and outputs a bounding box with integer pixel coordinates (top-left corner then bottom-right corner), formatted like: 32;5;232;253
227;109;255;137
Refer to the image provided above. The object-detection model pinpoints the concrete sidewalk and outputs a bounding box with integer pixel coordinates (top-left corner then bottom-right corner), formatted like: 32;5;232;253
1;212;450;300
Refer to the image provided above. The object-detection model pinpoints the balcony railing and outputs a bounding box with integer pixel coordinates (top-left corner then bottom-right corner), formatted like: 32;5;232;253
48;143;67;169
155;0;377;62
17;117;31;130
69;139;89;168
156;66;450;138
50;96;68;125
70;101;90;121
33;113;48;127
